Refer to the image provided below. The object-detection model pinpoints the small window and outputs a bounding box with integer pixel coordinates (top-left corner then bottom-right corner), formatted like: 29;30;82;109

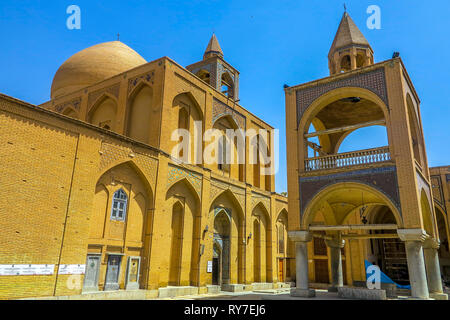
111;189;128;221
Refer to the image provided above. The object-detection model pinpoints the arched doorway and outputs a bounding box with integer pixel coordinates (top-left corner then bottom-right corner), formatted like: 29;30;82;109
276;209;289;283
169;201;184;286
252;202;272;283
209;189;245;285
166;178;201;287
213;208;231;286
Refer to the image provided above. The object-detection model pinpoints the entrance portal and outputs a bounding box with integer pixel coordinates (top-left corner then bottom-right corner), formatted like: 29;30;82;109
213;208;231;287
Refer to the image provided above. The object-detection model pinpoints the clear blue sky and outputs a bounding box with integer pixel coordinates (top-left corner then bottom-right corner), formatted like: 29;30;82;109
1;0;449;193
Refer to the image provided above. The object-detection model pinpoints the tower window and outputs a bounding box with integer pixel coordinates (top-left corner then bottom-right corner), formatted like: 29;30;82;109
221;73;234;99
340;55;351;72
111;189;128;221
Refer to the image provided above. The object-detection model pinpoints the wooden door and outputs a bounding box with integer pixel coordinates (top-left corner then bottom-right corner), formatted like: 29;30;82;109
278;259;284;282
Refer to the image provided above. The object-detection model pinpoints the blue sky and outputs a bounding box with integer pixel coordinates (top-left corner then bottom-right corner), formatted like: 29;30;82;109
1;0;449;193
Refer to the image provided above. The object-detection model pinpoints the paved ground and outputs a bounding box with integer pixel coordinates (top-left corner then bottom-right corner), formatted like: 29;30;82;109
160;289;346;300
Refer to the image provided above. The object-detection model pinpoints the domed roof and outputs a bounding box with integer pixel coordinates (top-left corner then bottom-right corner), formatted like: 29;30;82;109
51;41;147;99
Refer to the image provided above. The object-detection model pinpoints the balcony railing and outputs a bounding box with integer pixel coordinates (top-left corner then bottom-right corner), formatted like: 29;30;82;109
305;146;391;172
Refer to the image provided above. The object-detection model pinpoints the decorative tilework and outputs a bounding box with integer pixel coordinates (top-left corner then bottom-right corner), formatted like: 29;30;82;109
212;98;246;130
214;206;232;220
55;97;81;113
88;83;120;110
166;164;203;197
298;166;401;218
128;71;155;95
296;68;388;126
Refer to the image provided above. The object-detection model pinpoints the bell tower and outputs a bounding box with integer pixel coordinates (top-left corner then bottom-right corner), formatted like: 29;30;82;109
285;11;447;300
328;12;374;75
187;34;240;101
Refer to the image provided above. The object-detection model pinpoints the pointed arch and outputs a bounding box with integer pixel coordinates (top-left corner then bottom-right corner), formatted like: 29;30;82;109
125;83;154;143
210;188;245;284
252;200;271;218
406;93;424;166
210;189;245;220
172;91;204;120
166;176;201;204
88;92;118;116
87;94;118;130
299;87;390;132
277;208;288;223
96;160;154;199
213;113;240;130
300;87;391;158
128;80;152;99
62;106;78;119
276;208;289;256
165;175;201;286
301;182;403;228
252;201;272;283
89;160;154;289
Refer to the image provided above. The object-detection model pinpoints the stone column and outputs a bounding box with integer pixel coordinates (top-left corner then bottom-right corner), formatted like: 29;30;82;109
423;239;448;300
288;231;315;297
325;237;345;292
397;229;430;299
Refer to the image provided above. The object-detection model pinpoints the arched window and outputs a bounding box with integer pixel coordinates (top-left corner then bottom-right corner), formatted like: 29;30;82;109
111;189;128;221
340;55;351;72
221;72;234;99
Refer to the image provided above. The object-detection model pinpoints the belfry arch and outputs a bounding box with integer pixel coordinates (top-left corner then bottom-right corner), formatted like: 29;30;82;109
300;87;391;167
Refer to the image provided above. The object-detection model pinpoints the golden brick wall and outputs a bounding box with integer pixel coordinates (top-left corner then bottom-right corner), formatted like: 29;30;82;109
0;84;289;299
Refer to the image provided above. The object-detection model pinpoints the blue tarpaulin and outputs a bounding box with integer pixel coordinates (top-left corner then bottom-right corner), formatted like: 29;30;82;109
365;260;411;289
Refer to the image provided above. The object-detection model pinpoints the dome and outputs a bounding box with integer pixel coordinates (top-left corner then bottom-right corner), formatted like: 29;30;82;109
51;41;147;99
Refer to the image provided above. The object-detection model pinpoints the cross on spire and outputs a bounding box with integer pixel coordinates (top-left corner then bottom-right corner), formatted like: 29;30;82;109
117;33;120;41
343;3;347;12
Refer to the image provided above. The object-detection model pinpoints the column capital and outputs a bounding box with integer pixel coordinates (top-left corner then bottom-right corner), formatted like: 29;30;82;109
288;231;312;242
423;238;440;249
397;229;429;242
325;239;346;249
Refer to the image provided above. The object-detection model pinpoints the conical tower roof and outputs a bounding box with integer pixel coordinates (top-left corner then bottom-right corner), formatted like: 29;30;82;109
204;34;223;59
329;12;372;56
